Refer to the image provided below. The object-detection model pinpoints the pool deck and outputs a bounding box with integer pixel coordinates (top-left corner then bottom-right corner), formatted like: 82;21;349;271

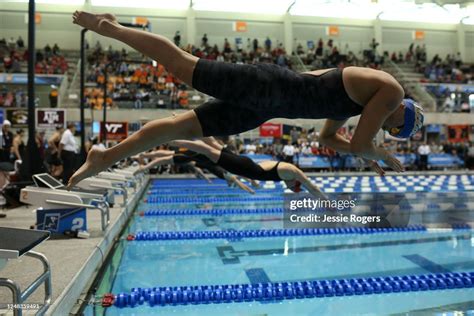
0;180;147;316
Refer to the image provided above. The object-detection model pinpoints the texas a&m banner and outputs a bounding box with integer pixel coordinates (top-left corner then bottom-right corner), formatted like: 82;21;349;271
36;108;66;129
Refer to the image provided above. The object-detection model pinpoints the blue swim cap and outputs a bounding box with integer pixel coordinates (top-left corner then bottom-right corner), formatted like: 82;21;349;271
388;99;424;139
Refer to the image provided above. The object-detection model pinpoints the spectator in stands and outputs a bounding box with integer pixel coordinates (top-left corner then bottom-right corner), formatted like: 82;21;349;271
327;39;333;50
174;31;181;47
44;44;52;58
370;38;379;54
52;43;60;56
16;36;24;48
429;141;442;154
7;37;16;49
49;85;58;107
454;52;462;68
91;137;106;151
0;120;13;162
134;90;143;109
201;34;208;48
223;38;231;54
253;38;259;52
244;141;257;154
391;52;398;63
11;59;20;73
59;123;77;184
290;127;300;145
417;142;430;170
282;142;295;163
11;129;25;162
265;37;272;52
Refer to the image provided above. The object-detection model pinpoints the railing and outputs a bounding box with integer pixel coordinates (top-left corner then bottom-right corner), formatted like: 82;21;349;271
68;59;81;91
383;60;436;111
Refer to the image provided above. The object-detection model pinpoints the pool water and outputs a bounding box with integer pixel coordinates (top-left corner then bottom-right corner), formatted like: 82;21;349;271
85;175;474;316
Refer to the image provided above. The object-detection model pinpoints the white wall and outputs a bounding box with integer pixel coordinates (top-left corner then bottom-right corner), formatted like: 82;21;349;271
195;18;284;50
293;23;373;54
382;27;458;59
0;3;473;61
465;31;474;63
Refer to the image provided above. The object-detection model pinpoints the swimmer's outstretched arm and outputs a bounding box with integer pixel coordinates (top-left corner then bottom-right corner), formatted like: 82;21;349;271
189;165;212;183
224;173;255;194
278;164;328;199
135;155;174;174
141;150;176;160
320;90;404;173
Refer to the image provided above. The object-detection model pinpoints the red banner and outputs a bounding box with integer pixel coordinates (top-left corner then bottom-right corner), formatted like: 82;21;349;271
259;123;282;137
100;122;128;141
447;125;469;143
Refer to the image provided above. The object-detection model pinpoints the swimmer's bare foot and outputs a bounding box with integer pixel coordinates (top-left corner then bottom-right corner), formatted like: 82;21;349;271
72;11;119;37
67;147;108;189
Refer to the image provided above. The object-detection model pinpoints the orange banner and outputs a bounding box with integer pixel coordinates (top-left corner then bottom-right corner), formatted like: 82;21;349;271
233;21;248;32
326;26;339;37
35;13;42;24
133;17;149;26
413;30;425;40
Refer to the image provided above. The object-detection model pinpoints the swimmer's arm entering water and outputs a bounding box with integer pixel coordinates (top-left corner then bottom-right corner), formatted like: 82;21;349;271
320;81;404;172
278;163;327;199
135;155;174;174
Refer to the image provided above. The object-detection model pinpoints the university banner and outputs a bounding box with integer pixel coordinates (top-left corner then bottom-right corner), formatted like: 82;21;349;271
100;121;128;141
5;108;28;127
36;108;66;129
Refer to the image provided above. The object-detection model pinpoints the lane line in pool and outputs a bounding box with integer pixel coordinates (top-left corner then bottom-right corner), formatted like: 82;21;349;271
128;225;471;242
403;255;452;274
105;271;474;308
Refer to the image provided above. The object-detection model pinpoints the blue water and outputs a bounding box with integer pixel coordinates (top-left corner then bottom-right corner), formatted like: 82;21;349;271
91;176;474;315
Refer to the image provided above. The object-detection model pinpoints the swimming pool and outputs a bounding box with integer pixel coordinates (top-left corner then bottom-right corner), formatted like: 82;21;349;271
84;175;474;315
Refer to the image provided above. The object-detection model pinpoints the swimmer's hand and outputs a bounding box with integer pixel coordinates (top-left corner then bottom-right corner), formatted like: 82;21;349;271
382;153;404;173
67;147;108;190
364;159;385;176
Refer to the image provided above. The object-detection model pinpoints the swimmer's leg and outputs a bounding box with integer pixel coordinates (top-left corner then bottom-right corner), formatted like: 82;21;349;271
68;110;202;188
72;11;198;85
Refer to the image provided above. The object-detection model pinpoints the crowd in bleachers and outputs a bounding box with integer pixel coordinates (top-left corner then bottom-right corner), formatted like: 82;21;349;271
296;38;384;70
85;42;191;110
0;37;68;75
0;86;27;107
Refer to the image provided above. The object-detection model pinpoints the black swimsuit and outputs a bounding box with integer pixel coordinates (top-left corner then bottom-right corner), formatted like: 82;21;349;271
217;148;282;181
192;59;363;136
172;151;227;179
